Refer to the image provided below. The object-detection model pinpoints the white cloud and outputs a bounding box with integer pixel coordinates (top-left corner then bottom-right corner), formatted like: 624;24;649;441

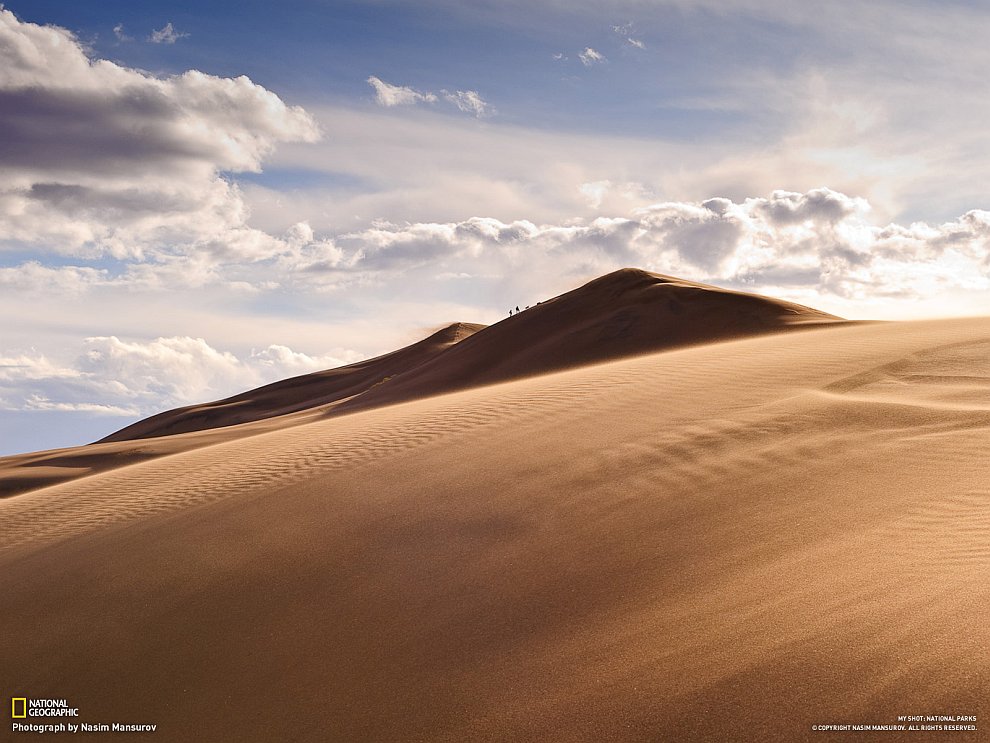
112;23;132;42
366;75;438;107
368;76;492;118
579;47;606;66
300;188;990;307
148;21;188;44
611;22;645;49
441;89;492;117
6;177;986;313
0;353;83;385
580;180;612;209
0;336;364;419
23;397;138;416
249;343;362;377
0;9;318;262
0;261;109;294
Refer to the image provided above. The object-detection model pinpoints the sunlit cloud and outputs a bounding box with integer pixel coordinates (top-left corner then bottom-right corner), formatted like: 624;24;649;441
441;89;492;117
366;75;438;107
367;75;492;117
578;47;606;66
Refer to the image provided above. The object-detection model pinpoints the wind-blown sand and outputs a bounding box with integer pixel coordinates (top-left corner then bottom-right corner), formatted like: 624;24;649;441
1;276;987;741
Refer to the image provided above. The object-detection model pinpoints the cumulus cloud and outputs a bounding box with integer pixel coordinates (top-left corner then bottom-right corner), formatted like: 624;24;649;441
366;75;438;107
441;89;492;117
293;189;990;304
0;336;363;419
579;47;606;66
148;21;188;44
6;186;988;304
0;9;319;260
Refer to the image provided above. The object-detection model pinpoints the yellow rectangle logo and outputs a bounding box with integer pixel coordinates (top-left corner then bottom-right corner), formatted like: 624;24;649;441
12;698;27;718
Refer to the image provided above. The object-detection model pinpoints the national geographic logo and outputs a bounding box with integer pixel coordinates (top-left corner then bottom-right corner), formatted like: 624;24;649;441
10;698;79;718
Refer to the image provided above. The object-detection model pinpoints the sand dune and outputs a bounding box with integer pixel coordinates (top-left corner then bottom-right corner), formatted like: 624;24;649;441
105;268;841;440
1;309;987;741
0;269;841;498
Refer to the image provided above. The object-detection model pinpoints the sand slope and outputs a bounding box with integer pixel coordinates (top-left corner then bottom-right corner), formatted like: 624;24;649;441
100;321;485;443
1;316;987;742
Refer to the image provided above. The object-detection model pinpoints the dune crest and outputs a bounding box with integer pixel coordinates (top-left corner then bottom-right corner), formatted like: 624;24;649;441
331;268;843;415
106;267;845;441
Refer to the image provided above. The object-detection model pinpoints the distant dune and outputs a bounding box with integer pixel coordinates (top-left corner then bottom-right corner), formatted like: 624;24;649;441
2;271;986;741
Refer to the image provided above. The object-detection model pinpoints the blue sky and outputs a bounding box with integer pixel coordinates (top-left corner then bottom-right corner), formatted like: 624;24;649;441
15;0;782;138
2;0;990;454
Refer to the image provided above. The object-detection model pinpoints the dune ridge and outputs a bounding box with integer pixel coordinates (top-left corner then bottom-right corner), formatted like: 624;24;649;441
314;268;844;417
0;269;843;498
104;268;842;442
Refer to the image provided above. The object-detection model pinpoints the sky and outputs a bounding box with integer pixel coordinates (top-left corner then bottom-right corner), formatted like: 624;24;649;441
1;0;989;455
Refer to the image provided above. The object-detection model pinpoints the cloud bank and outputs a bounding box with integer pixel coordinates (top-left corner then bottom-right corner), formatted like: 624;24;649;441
262;189;990;306
0;336;362;421
0;8;319;260
5;188;989;306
